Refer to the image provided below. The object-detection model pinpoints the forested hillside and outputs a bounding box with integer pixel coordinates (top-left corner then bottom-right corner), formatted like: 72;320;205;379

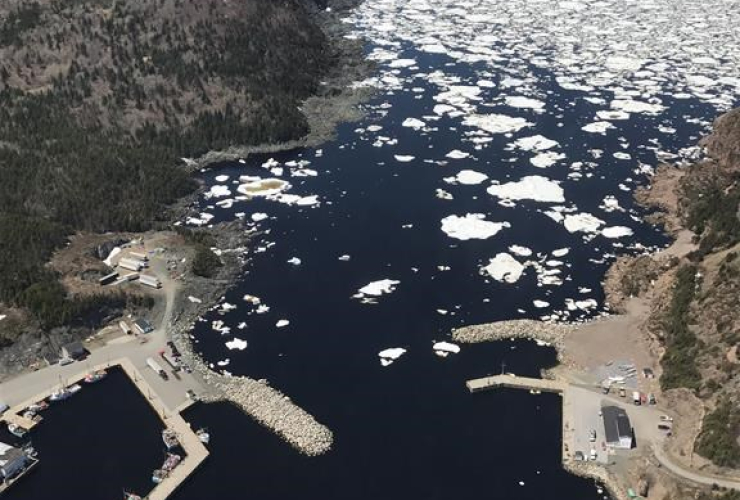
0;0;339;328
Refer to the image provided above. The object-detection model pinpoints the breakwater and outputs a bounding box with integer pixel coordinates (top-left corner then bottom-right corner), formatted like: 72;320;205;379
169;291;333;456
453;319;579;362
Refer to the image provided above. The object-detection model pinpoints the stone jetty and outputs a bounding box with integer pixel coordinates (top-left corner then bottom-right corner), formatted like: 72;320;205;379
170;321;333;456
453;319;579;358
203;375;333;456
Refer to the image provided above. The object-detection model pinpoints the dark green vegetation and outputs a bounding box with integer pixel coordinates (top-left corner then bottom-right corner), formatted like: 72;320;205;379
695;400;740;468
0;0;334;328
684;176;740;258
660;264;701;391
176;227;222;278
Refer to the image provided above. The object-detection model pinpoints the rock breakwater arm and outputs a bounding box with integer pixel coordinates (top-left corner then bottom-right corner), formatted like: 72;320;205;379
453;319;578;352
203;374;333;456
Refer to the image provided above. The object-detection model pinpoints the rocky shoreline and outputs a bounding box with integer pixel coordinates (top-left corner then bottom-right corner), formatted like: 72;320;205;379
156;0;375;457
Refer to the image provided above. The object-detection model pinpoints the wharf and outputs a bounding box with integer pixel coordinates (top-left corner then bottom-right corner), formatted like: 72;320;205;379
0;358;208;500
466;374;566;394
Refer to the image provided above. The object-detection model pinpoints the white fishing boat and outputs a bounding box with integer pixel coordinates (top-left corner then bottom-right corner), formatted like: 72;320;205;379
196;428;210;444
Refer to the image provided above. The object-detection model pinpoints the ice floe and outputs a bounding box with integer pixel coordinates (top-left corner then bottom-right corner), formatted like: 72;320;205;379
225;338;247;350
481;253;526;283
487;176;564;203
440;214;509;240
379;347;407;366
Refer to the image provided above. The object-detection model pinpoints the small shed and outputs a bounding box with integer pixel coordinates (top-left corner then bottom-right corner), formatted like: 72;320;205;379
0;442;26;479
134;318;154;334
602;405;634;449
61;341;86;361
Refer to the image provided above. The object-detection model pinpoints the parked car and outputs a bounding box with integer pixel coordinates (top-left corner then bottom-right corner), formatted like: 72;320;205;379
589;429;597;442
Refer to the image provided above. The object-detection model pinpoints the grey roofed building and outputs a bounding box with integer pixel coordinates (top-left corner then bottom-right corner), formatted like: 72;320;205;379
602;405;633;449
134;318;154;334
61;341;86;360
0;442;26;479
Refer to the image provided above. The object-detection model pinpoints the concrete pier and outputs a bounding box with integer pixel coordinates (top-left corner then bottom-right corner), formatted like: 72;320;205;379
0;358;208;500
466;374;566;394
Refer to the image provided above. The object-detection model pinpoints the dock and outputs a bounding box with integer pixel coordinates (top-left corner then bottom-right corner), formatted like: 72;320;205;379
466;374;566;394
0;358;208;500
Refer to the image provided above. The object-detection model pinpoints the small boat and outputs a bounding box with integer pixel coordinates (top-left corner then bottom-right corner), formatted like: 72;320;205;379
8;423;27;438
68;384;82;395
162;429;180;450
27;401;48;412
123;490;142;500
152;469;165;484
49;388;71;402
196;428;210;444
23;443;38;459
84;369;107;383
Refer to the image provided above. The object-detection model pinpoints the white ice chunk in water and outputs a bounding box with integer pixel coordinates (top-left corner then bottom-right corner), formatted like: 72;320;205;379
395;155;416;162
276;319;290;328
433;341;461;354
481;253;526;283
378;347;407;366
402;117;426;130
446;149;470;159
225;338;247;350
530;151;566;169
463;114;532;134
564;213;605;233
487;176;565;203
455;170;489;185
440;214;509;240
357;279;401;297
513;135;559;152
602;226;634;238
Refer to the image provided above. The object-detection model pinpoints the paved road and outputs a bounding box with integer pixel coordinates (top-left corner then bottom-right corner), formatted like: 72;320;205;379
652;445;740;490
0;252;203;413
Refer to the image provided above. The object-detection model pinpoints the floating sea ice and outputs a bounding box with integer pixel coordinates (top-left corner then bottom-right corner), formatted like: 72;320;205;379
261;158;280;169
338;255;351;261
243;294;261;305
611;99;664;115
215;175;229;182
487;176;565;203
446;149;470;159
436;188;454;200
505;96;546;111
378;347;407;366
513;135;559;152
613;152;632;160
563;213;605;233
212;320;230;335
509;245;533;257
356;279;401;298
551;248;569;257
455;170;489;185
255;305;270;314
440;214;509;240
433;341;461;354
601;226;634;238
420;43;447;54
389;58;416;68
394;155;416;162
533;300;550;308
276;320;290;328
220;302;237;312
217;359;230;367
463;114;532;134
237;178;290;197
251;213;268;222
481;253;526;283
582;122;614;134
225;338;247;351
287;257;302;265
402;117;426;130
531;151;566;169
596;110;630;121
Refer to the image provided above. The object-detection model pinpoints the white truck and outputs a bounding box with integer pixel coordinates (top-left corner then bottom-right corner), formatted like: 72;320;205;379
632;391;641;405
146;357;169;380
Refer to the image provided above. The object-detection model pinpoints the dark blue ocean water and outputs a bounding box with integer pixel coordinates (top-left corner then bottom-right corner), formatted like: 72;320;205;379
167;47;717;500
2;368;164;499
6;41;725;500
